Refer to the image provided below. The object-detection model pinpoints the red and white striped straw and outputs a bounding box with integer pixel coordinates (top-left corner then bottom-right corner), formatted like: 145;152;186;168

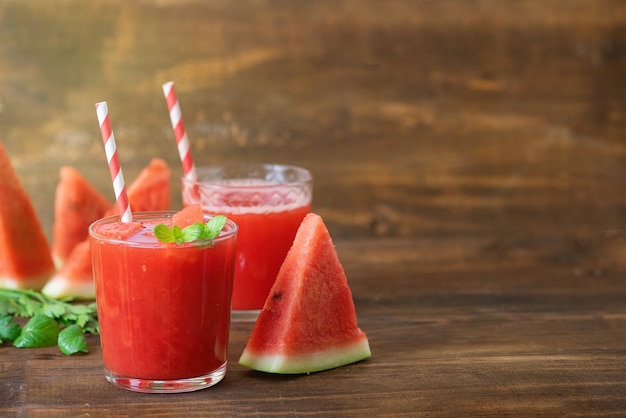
95;101;133;223
162;81;197;182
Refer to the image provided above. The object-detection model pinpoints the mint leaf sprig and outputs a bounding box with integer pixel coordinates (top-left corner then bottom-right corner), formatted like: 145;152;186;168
58;324;89;355
0;288;98;334
0;288;96;355
154;215;228;244
0;315;21;343
13;314;59;348
1;313;89;355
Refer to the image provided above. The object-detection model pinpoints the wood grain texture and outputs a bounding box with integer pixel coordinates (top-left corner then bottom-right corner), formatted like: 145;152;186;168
0;0;624;242
2;238;626;416
1;0;625;416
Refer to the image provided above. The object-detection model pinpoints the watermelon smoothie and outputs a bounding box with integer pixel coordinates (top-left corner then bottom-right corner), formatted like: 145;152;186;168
89;212;237;393
182;164;312;321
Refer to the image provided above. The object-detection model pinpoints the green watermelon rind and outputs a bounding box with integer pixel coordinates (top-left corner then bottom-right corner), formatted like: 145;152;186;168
238;213;372;374
41;274;95;299
0;273;52;291
42;240;95;299
239;333;371;374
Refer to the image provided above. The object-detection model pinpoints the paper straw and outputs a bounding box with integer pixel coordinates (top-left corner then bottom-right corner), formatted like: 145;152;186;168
95;101;133;223
162;81;197;182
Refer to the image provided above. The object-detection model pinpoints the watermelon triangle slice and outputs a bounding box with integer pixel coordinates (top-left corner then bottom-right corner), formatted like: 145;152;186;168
42;159;172;299
42;240;94;299
0;140;55;290
51;166;111;268
124;158;171;213
238;213;371;374
171;203;204;229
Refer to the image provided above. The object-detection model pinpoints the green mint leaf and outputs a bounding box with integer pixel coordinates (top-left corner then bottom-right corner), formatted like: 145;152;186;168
0;292;25;316
19;294;39;316
0;288;49;317
172;225;184;244
204;215;227;240
58;324;89;355
42;302;67;318
57;302;99;334
182;223;205;242
13;314;59;348
0;315;21;343
153;215;228;245
0;289;99;336
154;224;176;243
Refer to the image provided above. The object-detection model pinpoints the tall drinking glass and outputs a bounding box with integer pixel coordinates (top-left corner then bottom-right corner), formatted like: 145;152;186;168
181;163;312;322
89;211;238;393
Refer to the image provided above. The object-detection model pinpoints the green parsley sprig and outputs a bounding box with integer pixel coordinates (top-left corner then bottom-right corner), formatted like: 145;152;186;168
0;288;97;355
154;215;227;244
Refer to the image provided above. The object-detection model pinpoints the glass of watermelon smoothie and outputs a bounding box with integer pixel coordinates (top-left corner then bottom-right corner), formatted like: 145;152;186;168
89;211;238;393
181;163;312;322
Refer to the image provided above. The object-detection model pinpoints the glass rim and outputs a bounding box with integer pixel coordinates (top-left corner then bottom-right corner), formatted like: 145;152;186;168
182;163;312;189
88;211;238;247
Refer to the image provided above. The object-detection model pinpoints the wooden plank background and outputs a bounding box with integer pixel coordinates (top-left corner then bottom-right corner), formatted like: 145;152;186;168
0;0;624;244
1;1;626;416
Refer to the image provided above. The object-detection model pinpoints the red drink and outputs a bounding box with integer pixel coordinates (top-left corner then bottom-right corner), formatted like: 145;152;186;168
182;164;313;321
216;203;310;310
89;212;237;393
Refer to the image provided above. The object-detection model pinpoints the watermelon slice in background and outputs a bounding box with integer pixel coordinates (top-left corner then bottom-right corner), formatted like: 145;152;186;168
43;240;94;299
0;140;55;290
42;158;172;299
124;158;171;213
51;166;111;268
43;221;143;299
239;212;371;374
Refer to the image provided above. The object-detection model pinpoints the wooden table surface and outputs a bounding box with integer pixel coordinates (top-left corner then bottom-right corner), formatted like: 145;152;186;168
1;0;625;416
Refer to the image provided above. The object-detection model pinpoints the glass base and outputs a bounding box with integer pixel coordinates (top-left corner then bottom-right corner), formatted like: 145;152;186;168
231;309;261;323
104;362;227;393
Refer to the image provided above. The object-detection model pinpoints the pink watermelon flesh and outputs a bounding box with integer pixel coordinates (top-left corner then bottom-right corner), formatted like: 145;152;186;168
42;240;94;299
172;203;204;229
51;166;111;268
238;212;371;374
0;140;55;290
43;221;142;299
103;158;171;218
125;158;171;213
42;159;171;299
90;221;144;240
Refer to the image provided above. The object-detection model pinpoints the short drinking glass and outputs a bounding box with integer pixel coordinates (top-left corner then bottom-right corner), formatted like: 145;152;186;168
181;163;312;322
89;211;238;393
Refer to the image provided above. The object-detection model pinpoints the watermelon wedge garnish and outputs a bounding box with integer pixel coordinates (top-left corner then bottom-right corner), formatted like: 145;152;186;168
92;221;144;240
171;203;204;229
42;159;172;299
51;166;111;268
0;140;55;290
239;213;371;374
